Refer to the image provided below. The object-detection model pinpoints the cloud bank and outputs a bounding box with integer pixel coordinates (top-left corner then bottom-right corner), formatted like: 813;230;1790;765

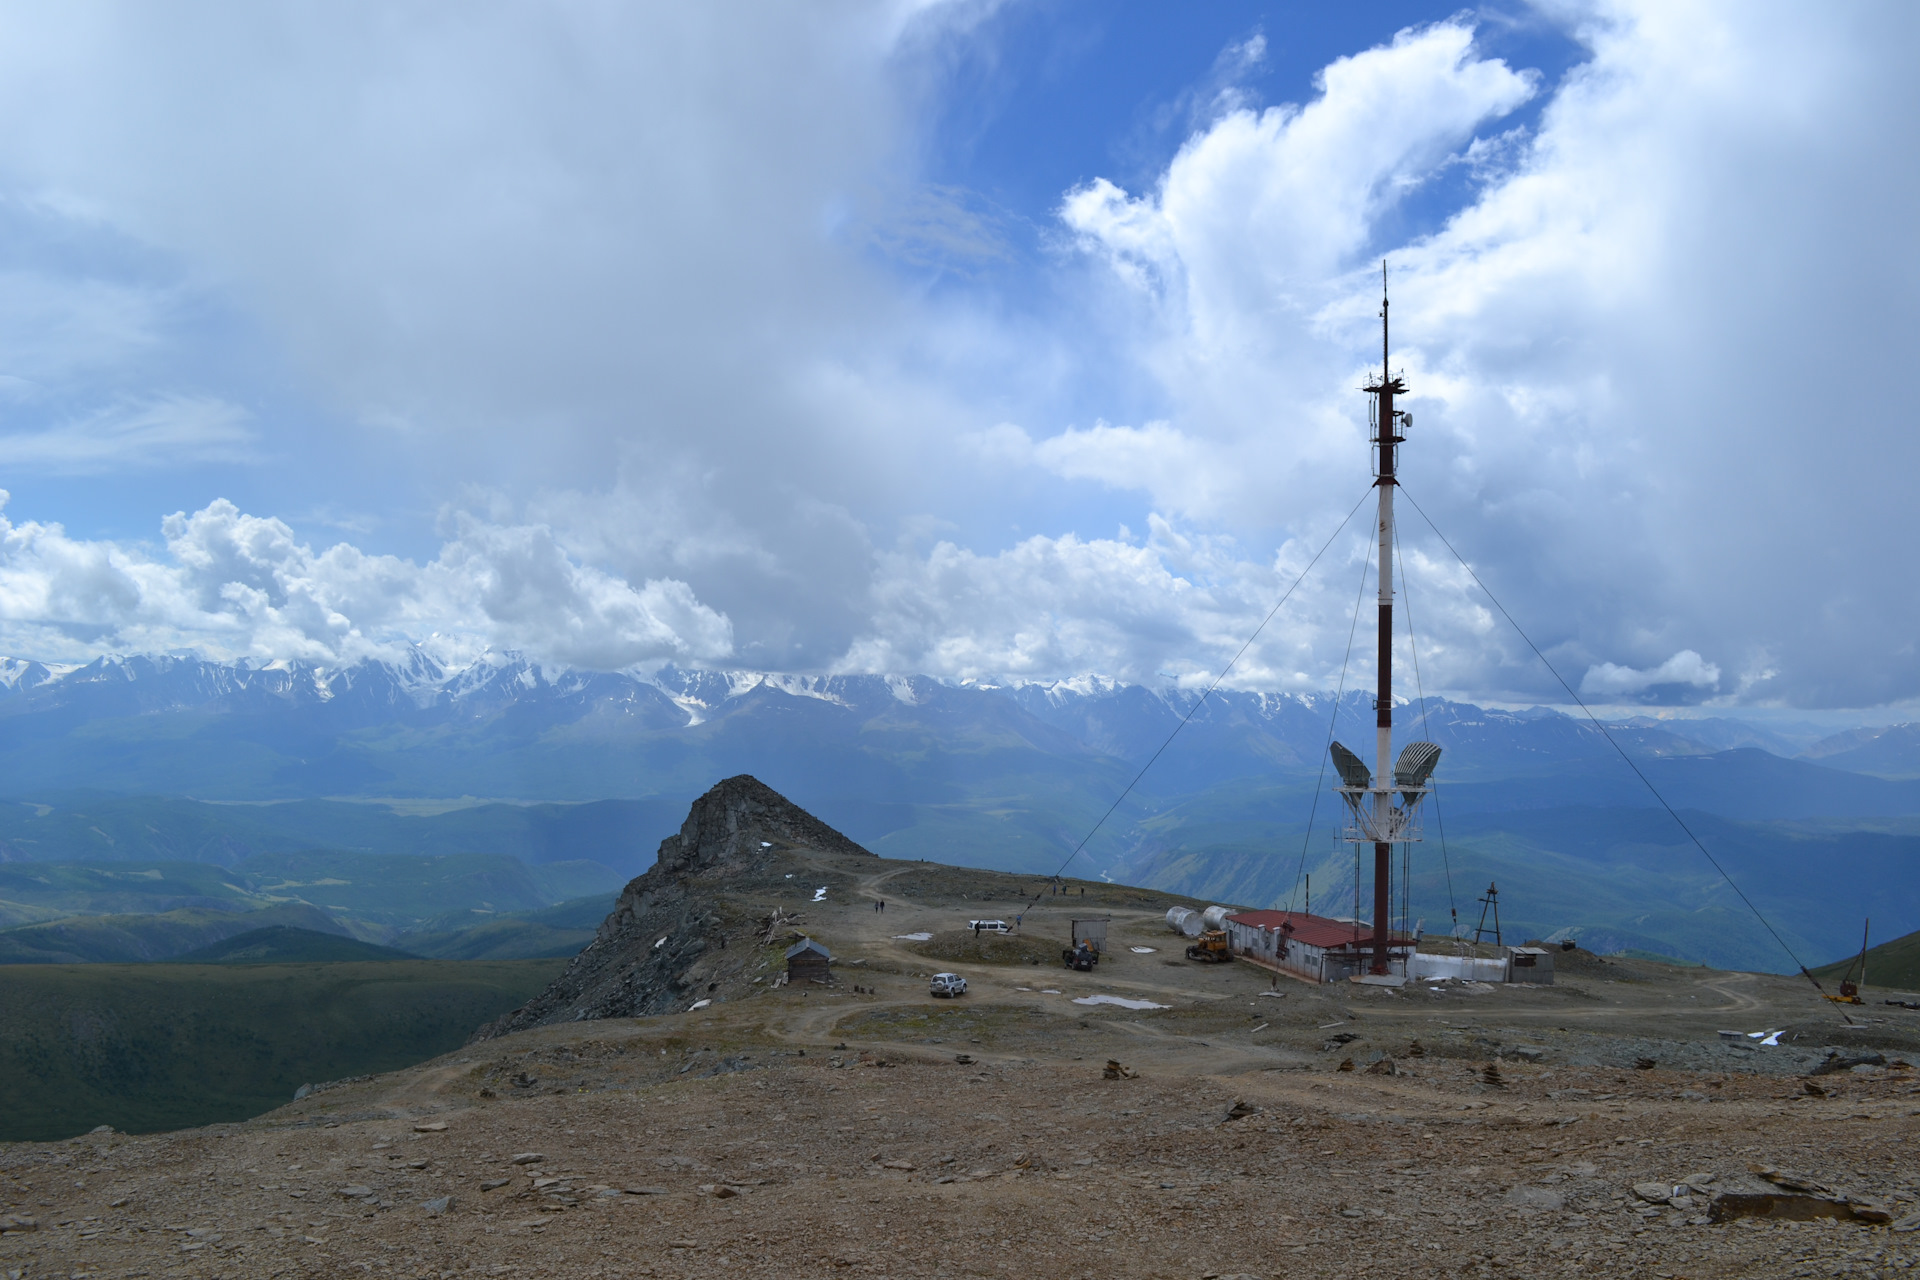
0;492;731;670
0;3;1913;709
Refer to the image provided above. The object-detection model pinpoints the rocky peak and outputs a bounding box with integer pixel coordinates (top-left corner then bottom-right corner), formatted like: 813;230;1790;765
655;774;872;878
471;775;868;1039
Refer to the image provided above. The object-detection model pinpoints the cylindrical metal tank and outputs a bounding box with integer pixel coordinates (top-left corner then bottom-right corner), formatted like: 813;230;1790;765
1165;906;1196;935
1182;912;1204;938
1201;905;1235;931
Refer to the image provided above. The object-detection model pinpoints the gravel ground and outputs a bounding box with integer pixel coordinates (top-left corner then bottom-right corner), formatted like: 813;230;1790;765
4;843;1918;1278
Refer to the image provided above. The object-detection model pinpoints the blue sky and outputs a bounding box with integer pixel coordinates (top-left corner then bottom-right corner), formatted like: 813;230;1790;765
0;2;1916;714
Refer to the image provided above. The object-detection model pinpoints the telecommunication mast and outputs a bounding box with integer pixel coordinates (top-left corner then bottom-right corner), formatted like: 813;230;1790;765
1329;264;1442;976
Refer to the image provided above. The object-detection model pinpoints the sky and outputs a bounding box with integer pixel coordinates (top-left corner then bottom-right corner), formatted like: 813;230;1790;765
0;1;1915;713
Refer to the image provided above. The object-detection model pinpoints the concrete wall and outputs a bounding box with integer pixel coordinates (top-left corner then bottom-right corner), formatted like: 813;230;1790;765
1410;952;1508;983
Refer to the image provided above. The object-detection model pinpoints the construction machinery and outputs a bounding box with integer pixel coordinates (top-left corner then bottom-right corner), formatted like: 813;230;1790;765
1186;929;1232;964
1824;919;1870;1005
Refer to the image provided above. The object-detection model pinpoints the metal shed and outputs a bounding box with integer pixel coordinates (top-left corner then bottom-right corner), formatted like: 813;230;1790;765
1506;946;1555;984
785;936;832;985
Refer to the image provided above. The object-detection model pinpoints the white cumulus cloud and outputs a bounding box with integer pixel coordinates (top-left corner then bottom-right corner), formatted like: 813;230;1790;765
0;492;732;669
1580;649;1721;699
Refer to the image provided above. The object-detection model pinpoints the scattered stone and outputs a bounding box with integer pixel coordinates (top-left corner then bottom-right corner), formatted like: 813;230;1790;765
1103;1060;1137;1080
1811;1050;1886;1076
699;1184;739;1198
337;1185;375;1199
293;1084;313;1101
510;1152;544;1165
479;1179;510;1192
1506;1185;1566;1211
1633;1182;1673;1204
421;1196;452;1215
0;1214;38;1234
1634;1057;1657;1070
1223;1099;1260;1122
1336;1058;1356;1073
954;1053;975;1065
412;1121;448;1133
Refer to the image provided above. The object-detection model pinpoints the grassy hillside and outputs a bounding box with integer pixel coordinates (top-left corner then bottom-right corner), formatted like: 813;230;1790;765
0;957;562;1141
165;926;418;964
0;793;674;874
0;902;352;964
400;893;616;960
1811;926;1920;993
0;851;625;942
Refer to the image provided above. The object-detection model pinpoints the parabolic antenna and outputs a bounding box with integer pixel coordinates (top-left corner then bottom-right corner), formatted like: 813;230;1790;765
1328;740;1372;790
1393;740;1442;807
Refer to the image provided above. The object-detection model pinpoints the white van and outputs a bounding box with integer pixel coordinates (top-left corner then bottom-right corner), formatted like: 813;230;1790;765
968;919;1011;934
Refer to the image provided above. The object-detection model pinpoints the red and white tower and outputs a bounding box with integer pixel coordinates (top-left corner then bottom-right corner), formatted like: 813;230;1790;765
1330;264;1441;976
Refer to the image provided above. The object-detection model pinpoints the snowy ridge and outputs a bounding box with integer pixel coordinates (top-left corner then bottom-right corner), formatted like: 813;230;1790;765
0;651;1803;765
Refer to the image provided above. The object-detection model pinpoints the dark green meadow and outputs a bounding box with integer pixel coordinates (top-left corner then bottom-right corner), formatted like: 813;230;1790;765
0;957;562;1142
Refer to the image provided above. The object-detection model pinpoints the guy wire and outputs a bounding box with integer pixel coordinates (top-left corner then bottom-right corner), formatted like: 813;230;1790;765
1286;533;1375;913
1395;520;1458;933
1016;486;1376;922
1398;485;1838;1005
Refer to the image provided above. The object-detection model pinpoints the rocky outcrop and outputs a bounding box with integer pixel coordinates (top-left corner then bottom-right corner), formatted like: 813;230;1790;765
470;775;870;1039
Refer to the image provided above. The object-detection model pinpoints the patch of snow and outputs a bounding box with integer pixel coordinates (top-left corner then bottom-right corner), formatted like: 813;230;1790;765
688;999;711;1011
1071;995;1167;1011
1129;946;1156;954
811;887;827;902
892;932;933;941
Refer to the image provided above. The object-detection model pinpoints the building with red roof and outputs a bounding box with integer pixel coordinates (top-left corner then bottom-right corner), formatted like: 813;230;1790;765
1224;909;1414;984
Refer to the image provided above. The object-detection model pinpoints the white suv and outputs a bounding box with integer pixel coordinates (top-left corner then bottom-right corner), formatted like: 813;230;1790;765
929;972;968;998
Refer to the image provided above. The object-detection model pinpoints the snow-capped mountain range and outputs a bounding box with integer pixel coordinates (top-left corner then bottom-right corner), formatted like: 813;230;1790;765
5;651;1920;973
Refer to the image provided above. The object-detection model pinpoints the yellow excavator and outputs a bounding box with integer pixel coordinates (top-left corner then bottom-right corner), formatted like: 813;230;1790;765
1186;929;1232;964
1823;919;1870;1005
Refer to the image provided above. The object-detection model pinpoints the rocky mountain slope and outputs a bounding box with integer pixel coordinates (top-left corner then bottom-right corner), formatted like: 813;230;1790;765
472;775;874;1036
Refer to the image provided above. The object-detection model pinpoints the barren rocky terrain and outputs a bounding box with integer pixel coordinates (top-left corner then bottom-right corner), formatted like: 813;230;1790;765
3;779;1918;1279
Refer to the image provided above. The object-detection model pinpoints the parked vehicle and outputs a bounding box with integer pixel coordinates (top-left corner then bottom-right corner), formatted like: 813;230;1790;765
1062;941;1097;971
929;972;968;997
968;919;1011;934
1186;929;1233;963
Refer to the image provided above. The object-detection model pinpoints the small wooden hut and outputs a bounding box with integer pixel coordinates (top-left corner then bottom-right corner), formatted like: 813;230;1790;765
785;936;832;984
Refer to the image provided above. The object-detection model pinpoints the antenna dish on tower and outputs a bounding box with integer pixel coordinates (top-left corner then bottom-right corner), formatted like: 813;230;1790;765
1394;741;1442;807
1328;740;1372;791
